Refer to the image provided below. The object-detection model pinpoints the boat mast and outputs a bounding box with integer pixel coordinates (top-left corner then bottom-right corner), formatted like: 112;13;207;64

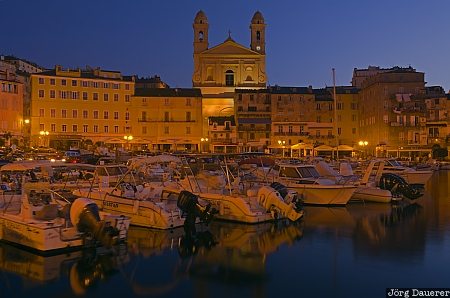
332;68;339;160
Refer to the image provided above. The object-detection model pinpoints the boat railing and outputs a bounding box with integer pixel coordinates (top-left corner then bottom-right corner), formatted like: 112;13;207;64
0;190;21;215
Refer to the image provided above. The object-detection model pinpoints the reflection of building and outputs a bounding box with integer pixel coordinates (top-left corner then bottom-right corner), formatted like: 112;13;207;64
30;65;135;149
192;11;267;136
130;88;203;152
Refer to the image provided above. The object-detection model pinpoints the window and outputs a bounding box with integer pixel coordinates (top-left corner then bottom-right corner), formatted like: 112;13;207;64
38;78;44;84
164;112;169;122
142;126;147;134
249;133;255;140
83;110;88;118
125;112;129;120
82;81;88;87
39;124;44;131
39;108;44;117
103;94;109;101
316;103;321;110
104;111;109;119
351;102;358;110
103;82;109;89
164;98;169;106
186;98;191;106
278;125;283;133
39;90;44;98
186;126;191;134
71;91;78;99
60;91;67;99
337;127;342;135
72;125;78;132
61;109;67;118
83;125;88;132
50;90;55;98
50;79;55;85
72;80;77;87
125;84;130;90
225;70;234;86
256;31;261;41
61;79;66;86
141;111;147;121
316;116;321;123
93;125;98;133
114;112;119;120
93;110;99;119
104;126;109;133
164;126;169;134
51;123;56;132
114;126;119;133
93;93;98;101
352;114;357;121
288;126;293;133
62;124;67;132
114;94;119;101
50;109;56;118
186;111;191;122
92;82;99;88
82;92;88;100
125;95;130;102
72;110;78;118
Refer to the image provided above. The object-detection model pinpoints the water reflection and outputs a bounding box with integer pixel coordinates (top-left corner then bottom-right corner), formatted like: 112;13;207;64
124;220;304;295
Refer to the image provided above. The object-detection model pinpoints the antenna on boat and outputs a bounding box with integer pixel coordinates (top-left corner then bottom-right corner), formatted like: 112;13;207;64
333;68;339;161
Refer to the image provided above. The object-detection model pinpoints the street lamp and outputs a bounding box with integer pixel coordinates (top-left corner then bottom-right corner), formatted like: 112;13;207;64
39;130;49;147
358;140;368;159
278;140;286;158
200;137;209;153
124;135;133;150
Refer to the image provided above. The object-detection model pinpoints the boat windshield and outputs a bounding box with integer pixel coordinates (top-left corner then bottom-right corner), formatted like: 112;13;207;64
96;166;127;176
297;166;321;178
387;160;402;167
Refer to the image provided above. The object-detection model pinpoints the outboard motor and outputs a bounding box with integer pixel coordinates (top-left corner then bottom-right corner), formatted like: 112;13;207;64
270;182;303;212
70;198;120;248
378;173;423;200
177;191;217;232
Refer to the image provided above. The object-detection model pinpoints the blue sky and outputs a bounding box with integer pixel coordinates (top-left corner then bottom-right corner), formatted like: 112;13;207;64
1;0;449;90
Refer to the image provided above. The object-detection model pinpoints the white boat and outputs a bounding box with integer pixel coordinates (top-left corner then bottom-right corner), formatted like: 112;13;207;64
315;161;394;203
0;188;130;252
381;159;433;185
254;163;357;206
177;169;304;223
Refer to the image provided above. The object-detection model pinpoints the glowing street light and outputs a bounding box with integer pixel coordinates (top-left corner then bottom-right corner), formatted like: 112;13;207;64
124;135;133;150
39;130;49;147
278;140;286;158
358;140;368;159
200;137;209;152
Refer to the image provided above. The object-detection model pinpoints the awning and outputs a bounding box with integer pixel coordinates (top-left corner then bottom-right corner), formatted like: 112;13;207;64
314;145;334;151
290;142;314;150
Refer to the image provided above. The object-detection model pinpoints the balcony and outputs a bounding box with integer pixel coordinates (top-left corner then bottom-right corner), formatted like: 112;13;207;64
273;132;310;136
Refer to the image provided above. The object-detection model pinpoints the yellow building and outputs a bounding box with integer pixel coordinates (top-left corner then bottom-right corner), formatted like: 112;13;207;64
192;10;267;134
30;65;135;149
0;68;24;145
130;88;203;152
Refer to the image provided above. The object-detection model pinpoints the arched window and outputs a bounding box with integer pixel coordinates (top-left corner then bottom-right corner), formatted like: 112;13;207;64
256;31;261;41
199;31;204;41
225;70;234;86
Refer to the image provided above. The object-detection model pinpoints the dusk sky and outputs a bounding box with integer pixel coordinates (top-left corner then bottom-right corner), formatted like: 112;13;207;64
1;0;450;90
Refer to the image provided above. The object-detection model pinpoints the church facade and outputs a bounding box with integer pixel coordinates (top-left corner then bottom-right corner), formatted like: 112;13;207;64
192;11;267;131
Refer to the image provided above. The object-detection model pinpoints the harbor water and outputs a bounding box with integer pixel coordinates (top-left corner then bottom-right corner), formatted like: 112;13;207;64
1;171;449;298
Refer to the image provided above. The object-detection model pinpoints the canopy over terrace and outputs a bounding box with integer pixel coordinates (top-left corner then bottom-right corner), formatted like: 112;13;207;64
290;142;314;157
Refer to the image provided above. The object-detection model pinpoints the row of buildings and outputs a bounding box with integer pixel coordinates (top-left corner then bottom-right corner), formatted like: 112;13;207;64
1;11;449;158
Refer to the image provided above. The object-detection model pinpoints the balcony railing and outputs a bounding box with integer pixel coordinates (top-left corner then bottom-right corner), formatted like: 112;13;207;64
273;132;310;136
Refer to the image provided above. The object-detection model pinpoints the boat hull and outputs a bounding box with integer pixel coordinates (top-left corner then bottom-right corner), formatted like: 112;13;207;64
284;184;356;205
75;188;185;230
351;186;393;203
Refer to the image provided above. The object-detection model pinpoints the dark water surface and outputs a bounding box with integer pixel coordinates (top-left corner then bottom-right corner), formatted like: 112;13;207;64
1;171;449;298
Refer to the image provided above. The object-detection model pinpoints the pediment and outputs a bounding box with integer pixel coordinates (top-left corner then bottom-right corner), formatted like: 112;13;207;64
201;40;260;56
